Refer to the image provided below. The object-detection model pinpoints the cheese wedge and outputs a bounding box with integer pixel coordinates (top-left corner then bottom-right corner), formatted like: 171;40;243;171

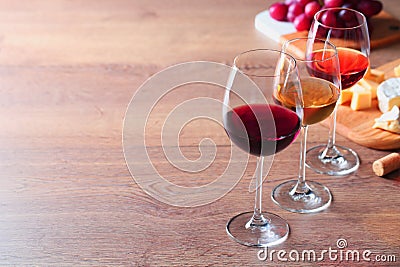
350;84;372;111
365;68;385;83
373;106;400;134
357;78;378;99
377;77;400;113
339;89;353;104
394;65;400;77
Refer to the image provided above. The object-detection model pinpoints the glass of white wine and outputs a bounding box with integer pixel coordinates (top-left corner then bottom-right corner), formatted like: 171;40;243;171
272;38;340;213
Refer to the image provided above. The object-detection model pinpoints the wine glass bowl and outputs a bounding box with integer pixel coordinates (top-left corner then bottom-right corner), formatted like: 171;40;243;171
306;7;370;176
223;49;302;247
224;103;301;157
311;8;370;90
272;38;341;213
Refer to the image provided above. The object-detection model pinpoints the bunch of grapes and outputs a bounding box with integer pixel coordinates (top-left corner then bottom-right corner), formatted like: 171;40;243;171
269;0;382;32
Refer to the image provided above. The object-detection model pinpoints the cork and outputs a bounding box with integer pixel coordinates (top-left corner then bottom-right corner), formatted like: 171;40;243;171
372;153;400;177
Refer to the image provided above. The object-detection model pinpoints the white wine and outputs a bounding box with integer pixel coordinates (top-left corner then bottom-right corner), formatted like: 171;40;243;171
275;77;340;125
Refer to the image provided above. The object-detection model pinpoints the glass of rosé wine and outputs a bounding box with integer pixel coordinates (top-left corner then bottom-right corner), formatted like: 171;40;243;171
223;49;303;247
306;7;370;176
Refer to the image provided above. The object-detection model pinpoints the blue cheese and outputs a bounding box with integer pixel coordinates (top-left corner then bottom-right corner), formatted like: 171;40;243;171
377;78;400;113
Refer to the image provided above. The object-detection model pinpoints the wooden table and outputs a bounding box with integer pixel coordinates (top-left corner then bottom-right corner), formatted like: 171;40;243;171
1;1;399;266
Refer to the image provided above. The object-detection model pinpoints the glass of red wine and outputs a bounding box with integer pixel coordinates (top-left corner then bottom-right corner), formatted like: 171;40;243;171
306;7;370;176
272;38;341;213
223;49;302;247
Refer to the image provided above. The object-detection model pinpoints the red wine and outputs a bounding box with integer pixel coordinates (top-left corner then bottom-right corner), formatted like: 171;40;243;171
337;48;369;89
307;48;369;89
224;104;301;156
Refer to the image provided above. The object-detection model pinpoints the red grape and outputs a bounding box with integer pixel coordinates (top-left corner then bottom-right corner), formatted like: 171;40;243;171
338;8;357;22
269;2;289;21
344;19;360;28
346;0;359;4
266;0;383;35
357;0;383;18
287;2;304;22
320;10;337;27
341;3;356;10
296;0;313;5
285;0;297;5
305;1;321;19
324;0;343;8
336;19;345;28
293;14;311;31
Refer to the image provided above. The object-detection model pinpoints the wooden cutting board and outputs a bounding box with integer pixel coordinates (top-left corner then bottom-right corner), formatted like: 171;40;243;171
255;10;400;49
321;59;400;150
280;11;400;48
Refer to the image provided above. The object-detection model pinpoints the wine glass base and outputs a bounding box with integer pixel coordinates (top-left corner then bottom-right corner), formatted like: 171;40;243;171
226;211;289;247
306;144;360;176
271;180;332;213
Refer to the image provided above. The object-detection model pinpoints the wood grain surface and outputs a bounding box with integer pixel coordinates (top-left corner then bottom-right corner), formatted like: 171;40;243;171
323;59;400;150
0;1;399;266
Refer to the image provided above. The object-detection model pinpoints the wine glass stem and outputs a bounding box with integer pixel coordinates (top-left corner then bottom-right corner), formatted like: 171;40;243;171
320;106;342;159
249;156;268;227
295;125;310;194
327;106;337;150
299;126;307;185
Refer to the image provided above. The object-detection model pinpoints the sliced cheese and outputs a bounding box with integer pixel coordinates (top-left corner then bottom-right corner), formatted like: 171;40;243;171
357;78;378;99
365;68;385;83
349;83;365;93
377;77;400;113
339;89;353;104
373;106;400;134
394;65;400;77
350;85;371;111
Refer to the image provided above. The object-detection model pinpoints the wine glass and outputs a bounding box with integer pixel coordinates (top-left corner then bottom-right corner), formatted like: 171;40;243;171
223;49;302;247
272;38;341;213
306;7;370;176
